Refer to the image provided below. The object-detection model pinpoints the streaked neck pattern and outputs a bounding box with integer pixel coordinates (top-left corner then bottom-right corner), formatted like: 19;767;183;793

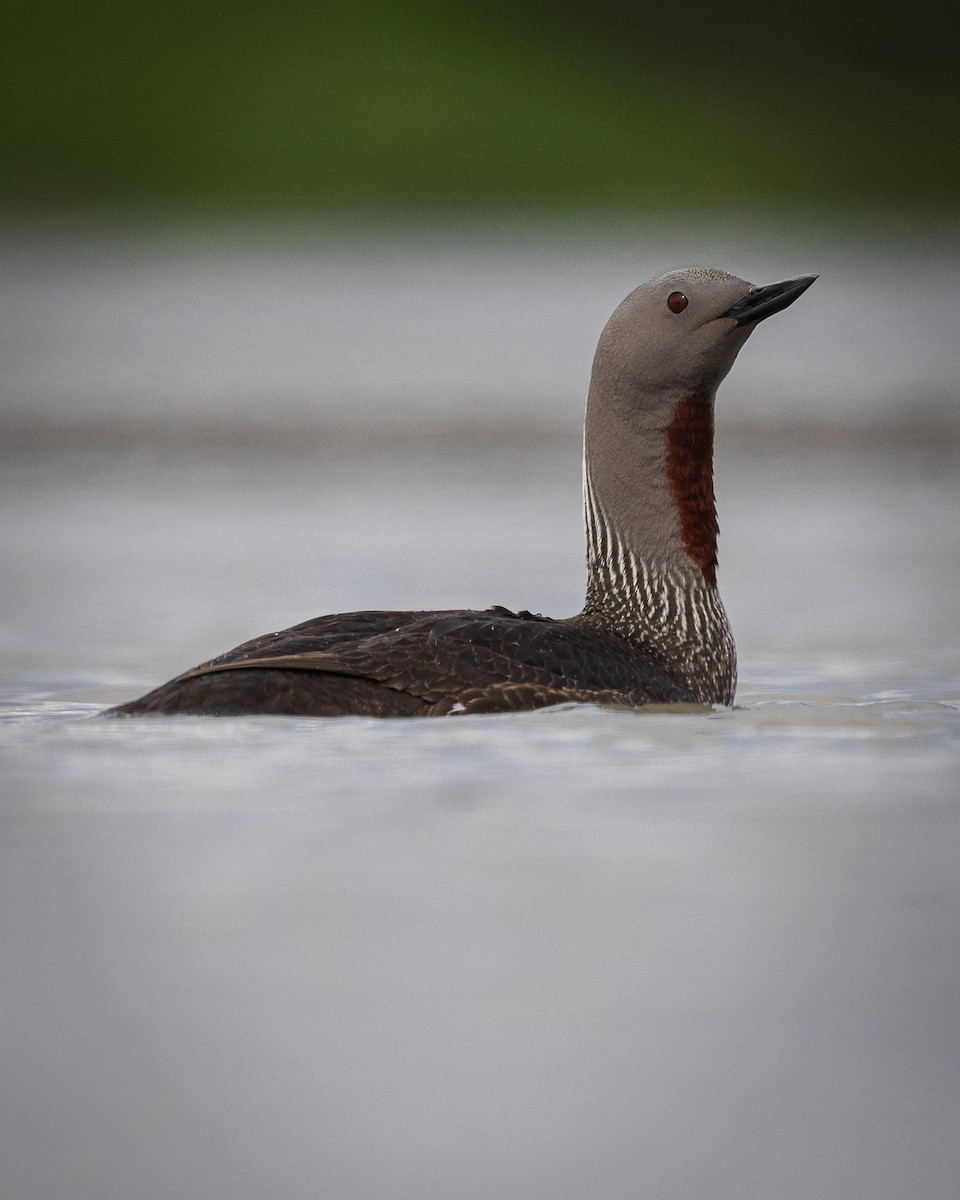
580;455;736;704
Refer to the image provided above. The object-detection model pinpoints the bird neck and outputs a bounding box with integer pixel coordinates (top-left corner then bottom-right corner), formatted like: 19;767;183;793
579;389;735;702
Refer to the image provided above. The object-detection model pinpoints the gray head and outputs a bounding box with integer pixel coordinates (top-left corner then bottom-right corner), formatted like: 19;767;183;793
591;266;817;401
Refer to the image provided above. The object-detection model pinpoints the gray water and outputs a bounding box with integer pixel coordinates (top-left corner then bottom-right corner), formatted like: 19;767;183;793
2;221;959;1200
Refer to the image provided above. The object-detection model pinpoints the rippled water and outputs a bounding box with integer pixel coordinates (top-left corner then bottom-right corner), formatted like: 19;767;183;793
2;225;959;1199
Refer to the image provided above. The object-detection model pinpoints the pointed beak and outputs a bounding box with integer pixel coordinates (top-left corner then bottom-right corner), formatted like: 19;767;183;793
721;274;818;326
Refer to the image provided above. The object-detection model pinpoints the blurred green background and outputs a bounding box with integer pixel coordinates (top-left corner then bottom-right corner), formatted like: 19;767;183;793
3;0;956;217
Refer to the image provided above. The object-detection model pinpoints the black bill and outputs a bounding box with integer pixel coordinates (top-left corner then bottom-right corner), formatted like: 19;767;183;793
721;274;818;326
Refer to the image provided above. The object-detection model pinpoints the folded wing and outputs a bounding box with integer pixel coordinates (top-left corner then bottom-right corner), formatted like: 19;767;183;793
109;606;686;716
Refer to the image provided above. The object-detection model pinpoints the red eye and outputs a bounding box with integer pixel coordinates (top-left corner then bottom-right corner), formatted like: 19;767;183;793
667;291;688;314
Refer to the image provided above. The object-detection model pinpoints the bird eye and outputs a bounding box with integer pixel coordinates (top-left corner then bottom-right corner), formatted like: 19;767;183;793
667;291;688;314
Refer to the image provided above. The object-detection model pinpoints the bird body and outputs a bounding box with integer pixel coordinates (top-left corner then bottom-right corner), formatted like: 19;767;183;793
108;267;816;718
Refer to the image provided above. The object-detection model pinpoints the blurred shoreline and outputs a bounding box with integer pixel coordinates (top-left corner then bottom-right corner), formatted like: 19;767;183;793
3;407;959;460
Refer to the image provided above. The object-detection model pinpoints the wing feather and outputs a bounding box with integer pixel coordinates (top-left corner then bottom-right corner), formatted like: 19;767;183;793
156;607;687;712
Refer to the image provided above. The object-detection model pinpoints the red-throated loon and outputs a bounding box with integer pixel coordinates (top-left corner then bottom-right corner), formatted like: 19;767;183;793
108;268;816;717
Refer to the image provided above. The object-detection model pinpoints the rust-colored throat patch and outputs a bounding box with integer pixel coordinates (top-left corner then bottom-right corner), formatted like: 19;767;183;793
666;393;718;588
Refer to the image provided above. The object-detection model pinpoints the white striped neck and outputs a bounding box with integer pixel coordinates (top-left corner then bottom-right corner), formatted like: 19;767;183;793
578;456;736;704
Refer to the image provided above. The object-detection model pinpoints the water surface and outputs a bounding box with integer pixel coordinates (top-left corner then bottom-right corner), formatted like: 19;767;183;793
2;225;959;1199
